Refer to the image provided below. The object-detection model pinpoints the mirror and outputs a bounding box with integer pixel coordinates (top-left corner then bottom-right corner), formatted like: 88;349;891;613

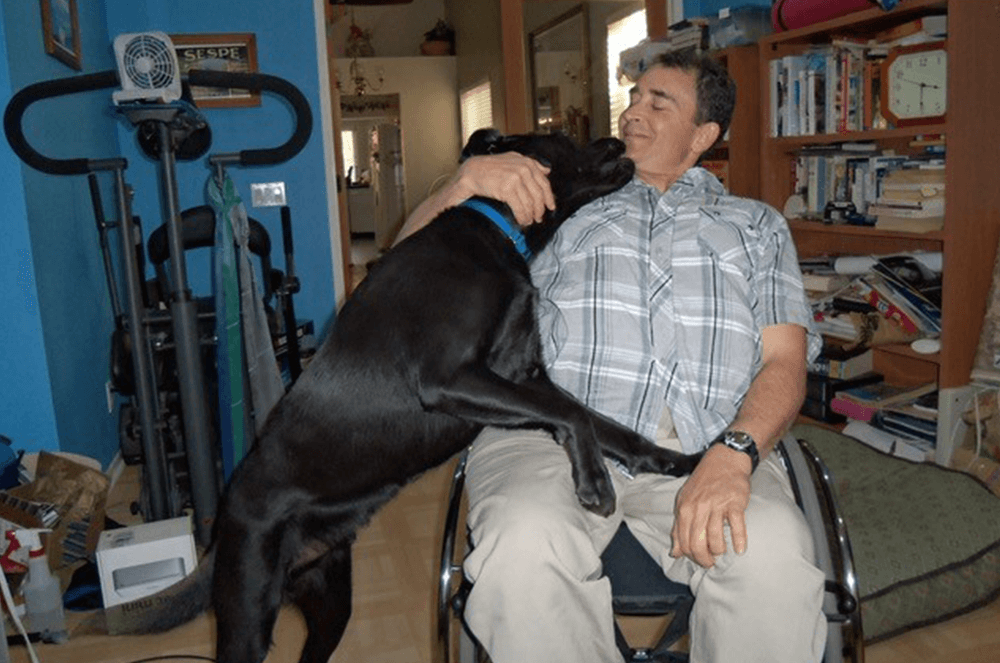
528;5;591;145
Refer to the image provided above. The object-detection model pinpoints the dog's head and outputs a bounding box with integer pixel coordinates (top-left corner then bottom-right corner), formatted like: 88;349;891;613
461;129;634;251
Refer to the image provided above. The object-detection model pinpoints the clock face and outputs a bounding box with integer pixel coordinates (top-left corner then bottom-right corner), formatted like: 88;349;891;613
887;49;947;120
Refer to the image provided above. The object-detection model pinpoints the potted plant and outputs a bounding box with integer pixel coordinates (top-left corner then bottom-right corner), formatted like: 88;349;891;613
421;19;455;56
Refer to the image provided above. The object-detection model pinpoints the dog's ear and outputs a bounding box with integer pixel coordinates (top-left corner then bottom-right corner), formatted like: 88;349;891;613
460;128;502;162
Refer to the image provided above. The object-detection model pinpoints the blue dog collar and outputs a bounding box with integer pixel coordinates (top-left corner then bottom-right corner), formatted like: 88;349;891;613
460;199;531;260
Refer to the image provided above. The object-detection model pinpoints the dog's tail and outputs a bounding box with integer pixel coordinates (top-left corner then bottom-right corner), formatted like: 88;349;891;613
83;547;215;636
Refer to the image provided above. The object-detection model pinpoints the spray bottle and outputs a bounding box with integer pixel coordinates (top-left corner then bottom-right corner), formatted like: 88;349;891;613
15;528;67;643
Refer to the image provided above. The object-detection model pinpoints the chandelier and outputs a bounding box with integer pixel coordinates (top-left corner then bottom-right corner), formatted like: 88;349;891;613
338;58;384;96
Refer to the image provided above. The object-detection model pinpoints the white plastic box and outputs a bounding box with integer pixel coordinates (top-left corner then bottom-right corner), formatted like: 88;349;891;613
96;516;197;609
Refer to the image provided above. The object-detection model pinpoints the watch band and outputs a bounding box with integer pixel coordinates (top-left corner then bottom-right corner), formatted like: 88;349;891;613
710;430;760;472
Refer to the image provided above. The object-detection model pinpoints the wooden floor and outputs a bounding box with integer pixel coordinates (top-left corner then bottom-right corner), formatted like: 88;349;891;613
9;457;999;663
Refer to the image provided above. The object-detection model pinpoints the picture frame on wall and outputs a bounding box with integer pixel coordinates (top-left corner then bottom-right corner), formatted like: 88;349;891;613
40;0;82;70
170;33;261;108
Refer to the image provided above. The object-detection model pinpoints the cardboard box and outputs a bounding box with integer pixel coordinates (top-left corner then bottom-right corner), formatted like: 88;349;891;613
96;516;197;611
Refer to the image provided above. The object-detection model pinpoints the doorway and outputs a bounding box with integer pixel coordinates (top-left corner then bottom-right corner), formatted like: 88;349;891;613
340;93;407;287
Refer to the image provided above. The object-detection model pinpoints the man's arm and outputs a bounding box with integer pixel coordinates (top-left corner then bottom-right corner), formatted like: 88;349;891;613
393;152;555;245
670;323;807;568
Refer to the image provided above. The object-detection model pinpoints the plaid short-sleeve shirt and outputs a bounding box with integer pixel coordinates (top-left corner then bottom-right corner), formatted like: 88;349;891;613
531;168;820;454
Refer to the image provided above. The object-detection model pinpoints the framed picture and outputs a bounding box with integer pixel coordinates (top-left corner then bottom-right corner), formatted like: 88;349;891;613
170;33;260;108
40;0;82;70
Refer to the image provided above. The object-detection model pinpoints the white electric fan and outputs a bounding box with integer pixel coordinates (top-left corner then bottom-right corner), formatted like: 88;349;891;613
112;31;183;105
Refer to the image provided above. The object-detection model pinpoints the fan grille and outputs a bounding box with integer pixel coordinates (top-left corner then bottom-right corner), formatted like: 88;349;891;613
121;34;176;90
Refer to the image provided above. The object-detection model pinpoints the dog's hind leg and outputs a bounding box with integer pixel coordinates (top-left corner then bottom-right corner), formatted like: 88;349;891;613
287;543;353;663
212;511;295;663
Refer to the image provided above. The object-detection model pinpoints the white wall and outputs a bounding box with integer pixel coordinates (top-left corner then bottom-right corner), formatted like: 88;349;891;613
328;0;448;57
334;56;461;222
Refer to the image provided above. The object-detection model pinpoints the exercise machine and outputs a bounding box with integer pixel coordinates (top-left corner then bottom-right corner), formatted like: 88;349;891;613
4;32;313;545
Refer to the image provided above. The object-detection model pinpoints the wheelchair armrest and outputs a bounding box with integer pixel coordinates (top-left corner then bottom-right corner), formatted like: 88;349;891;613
777;435;865;662
436;449;469;663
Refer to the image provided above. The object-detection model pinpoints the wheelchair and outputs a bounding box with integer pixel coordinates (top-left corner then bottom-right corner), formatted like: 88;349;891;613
437;435;864;663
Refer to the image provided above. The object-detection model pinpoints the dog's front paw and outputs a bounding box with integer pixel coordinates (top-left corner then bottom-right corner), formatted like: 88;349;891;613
664;450;703;477
637;448;703;477
574;464;616;517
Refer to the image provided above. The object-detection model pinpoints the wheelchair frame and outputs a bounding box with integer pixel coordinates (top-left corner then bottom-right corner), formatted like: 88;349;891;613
436;435;864;663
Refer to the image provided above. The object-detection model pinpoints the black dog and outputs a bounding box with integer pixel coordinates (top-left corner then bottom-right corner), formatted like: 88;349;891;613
112;129;701;662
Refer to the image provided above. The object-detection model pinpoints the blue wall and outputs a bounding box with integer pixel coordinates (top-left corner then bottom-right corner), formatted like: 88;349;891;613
0;7;60;454
0;1;333;467
2;0;122;463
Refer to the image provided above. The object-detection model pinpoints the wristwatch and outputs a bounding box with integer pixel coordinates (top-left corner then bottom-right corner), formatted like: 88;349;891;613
710;430;760;472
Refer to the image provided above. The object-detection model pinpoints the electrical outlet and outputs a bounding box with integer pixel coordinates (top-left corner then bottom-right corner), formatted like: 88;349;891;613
251;182;287;207
106;380;115;414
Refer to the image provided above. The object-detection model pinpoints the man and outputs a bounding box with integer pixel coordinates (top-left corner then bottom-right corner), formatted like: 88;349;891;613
399;49;826;663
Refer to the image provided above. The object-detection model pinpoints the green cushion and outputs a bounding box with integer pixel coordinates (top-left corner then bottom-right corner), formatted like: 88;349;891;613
791;424;1000;643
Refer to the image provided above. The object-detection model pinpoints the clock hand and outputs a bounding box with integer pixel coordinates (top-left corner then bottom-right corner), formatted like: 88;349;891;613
901;78;941;89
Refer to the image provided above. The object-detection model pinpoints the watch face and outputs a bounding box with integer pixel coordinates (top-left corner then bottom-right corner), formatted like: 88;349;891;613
724;431;753;451
887;49;947;120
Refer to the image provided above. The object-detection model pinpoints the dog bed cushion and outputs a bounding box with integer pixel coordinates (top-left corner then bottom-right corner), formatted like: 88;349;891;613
791;423;1000;643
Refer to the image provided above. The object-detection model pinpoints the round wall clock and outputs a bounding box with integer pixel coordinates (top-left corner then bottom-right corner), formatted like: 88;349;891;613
880;40;947;127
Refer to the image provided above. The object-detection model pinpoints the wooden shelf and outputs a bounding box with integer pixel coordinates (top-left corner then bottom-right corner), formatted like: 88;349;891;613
759;1;1000;390
788;219;944;243
771;124;945;149
710;44;759;199
789;219;943;259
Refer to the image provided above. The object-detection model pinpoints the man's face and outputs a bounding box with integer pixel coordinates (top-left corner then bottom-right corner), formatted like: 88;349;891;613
618;65;714;190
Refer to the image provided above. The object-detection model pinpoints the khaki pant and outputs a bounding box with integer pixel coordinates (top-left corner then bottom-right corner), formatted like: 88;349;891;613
462;427;828;663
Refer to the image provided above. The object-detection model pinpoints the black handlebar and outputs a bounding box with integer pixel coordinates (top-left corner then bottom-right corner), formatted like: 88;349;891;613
3;70;120;175
3;69;313;176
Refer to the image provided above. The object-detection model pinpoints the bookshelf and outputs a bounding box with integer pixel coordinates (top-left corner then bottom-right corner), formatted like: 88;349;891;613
759;1;1000;463
709;44;760;199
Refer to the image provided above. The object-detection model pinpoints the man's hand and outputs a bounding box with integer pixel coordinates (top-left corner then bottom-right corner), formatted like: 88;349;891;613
453;153;555;226
670;443;752;568
393;152;556;245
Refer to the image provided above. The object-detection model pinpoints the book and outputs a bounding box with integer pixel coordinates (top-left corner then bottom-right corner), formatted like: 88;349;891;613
873;214;944;234
783;54;806;136
801;272;850;293
835;380;937;410
882;394;938;423
869;261;942;331
825;47;839;135
804;370;882;423
830;395;878;422
871;409;937;444
804;50;827;135
846;276;924;335
827;349;874;380
805;370;883;404
769;58;783;137
869;196;944;215
873;14;948;45
842;420;934;462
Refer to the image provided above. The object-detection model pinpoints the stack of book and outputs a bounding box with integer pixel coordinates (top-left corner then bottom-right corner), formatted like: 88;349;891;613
664;18;710;53
867;166;945;233
802;363;881;424
832;380;939;461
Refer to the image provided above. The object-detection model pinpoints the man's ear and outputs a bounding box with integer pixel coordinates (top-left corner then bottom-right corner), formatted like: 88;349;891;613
691;121;721;156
